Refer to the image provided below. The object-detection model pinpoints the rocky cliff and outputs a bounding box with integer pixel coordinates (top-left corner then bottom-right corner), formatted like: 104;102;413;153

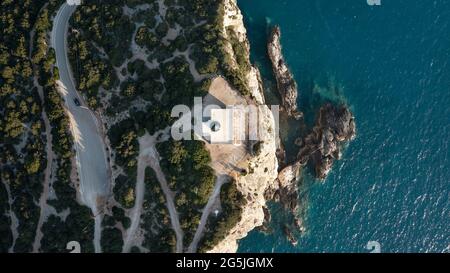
265;24;357;243
297;103;356;180
209;1;356;252
267;26;302;120
207;0;279;253
262;103;356;246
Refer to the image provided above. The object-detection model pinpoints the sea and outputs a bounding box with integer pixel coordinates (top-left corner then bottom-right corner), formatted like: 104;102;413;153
237;0;449;253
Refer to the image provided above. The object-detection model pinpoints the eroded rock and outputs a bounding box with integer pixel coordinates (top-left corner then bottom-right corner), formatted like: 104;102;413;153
298;103;356;180
267;26;302;120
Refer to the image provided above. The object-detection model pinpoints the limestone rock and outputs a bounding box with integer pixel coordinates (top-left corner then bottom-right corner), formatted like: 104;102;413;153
267;26;302;120
298;103;356;180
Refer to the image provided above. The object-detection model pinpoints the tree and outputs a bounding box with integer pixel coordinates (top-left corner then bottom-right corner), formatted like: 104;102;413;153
169;141;188;165
25;156;41;175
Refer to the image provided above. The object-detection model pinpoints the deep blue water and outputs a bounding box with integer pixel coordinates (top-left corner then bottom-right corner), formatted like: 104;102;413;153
237;0;449;253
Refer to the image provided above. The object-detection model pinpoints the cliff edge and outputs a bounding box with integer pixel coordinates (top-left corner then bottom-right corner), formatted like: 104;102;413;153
207;0;279;253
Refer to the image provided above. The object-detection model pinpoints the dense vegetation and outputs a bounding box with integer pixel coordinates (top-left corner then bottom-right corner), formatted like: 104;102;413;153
0;0;253;252
101;206;129;252
0;0;95;252
0;0;50;252
100;225;124;253
0;173;12;251
141;167;176;252
67;0;229;251
224;26;251;95
157;139;215;244
108;118;138;210
65;0;257;252
197;180;246;252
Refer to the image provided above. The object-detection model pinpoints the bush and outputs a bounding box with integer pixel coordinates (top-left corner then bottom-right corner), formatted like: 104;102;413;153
198;180;246;253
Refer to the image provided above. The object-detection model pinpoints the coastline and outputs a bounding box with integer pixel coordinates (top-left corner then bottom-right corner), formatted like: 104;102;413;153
207;0;279;253
209;0;357;252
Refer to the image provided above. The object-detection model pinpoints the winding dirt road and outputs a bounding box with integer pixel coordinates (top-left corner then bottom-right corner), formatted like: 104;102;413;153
124;133;184;253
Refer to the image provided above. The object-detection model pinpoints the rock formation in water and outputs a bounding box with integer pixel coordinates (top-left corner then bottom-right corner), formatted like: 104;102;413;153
266;24;357;245
264;161;306;239
297;103;356;180
267;162;301;211
210;4;356;252
263;103;356;244
267;26;303;120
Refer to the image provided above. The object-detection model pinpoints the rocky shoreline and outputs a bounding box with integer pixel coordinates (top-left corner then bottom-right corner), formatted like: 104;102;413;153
209;0;356;252
267;26;303;120
265;25;356;242
207;0;279;253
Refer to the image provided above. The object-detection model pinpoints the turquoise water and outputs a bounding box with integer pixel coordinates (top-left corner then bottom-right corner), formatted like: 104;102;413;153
237;0;449;253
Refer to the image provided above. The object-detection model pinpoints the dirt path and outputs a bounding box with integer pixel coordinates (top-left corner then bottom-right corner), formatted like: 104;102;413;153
122;139;148;252
29;4;53;252
147;145;184;253
1;178;19;253
187;175;227;253
124;133;184;253
31;78;55;253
